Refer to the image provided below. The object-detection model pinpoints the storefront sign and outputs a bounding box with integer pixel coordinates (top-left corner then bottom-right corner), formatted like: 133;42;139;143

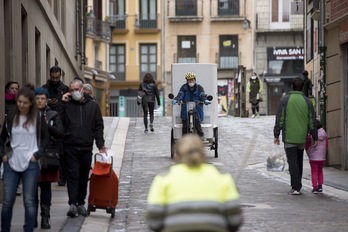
267;47;304;60
339;20;348;44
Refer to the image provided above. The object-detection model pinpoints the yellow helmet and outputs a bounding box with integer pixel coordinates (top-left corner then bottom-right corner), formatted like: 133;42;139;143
185;72;196;80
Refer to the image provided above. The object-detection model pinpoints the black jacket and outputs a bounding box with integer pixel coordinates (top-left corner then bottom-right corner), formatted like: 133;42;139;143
139;83;160;105
56;95;105;150
42;106;65;154
42;80;69;111
0;112;50;160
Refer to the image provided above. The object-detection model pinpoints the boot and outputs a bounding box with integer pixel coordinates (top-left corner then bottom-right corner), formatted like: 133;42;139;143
40;205;51;229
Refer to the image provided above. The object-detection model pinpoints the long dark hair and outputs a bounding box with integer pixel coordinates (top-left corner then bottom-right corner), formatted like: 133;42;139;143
13;87;38;129
143;73;155;84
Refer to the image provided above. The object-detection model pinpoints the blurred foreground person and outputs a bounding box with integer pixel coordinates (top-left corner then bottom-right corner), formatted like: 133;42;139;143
146;134;242;232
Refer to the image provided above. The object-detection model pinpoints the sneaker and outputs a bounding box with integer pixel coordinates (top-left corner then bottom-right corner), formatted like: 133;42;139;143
312;188;319;194
256;113;260;117
251;114;256;118
67;204;77;217
150;124;154;132
77;205;88;217
288;189;301;195
144;129;148;133
318;185;323;193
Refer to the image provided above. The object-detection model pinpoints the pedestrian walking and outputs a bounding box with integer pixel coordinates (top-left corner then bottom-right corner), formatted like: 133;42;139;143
305;119;327;194
42;66;69;186
82;83;96;101
34;87;65;229
0;86;49;232
301;70;313;97
5;81;19;116
274;77;318;195
247;72;263;118
42;66;69;111
146;134;243;232
138;73;160;133
57;79;106;217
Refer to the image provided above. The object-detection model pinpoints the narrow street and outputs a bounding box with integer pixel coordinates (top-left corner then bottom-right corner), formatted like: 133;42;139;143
110;115;348;232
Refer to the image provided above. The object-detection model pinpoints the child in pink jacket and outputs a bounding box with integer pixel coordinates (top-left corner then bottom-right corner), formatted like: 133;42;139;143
306;119;328;194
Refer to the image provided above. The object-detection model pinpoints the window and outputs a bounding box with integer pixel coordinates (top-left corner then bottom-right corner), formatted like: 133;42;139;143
139;0;157;28
140;44;157;80
219;35;238;69
218;0;239;16
110;44;125;80
271;0;290;29
109;0;126;29
177;36;196;63
176;0;197;16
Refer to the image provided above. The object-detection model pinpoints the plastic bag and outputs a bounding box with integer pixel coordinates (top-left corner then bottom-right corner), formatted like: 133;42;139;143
267;146;285;172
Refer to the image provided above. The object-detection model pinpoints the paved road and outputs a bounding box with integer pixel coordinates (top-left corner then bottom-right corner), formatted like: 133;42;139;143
110;115;348;232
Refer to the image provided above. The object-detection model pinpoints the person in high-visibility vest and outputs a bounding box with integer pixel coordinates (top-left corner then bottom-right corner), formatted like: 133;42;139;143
146;134;243;232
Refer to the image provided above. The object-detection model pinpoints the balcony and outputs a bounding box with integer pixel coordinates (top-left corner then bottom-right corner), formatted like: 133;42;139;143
256;12;304;32
167;0;203;22
108;15;128;33
134;13;161;33
210;0;244;22
86;16;111;41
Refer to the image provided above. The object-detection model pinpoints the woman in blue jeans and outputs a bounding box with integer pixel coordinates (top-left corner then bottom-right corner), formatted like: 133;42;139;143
0;86;49;232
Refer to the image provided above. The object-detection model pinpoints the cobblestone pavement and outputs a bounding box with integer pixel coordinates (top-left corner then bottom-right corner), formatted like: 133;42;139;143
110;115;348;232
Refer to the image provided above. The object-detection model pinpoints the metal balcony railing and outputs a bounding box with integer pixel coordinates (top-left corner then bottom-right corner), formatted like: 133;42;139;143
256;12;304;31
108;15;127;30
138;13;158;29
86;16;111;41
210;0;240;17
167;0;203;20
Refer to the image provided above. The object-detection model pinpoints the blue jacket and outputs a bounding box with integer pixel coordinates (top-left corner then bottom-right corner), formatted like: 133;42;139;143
174;83;206;121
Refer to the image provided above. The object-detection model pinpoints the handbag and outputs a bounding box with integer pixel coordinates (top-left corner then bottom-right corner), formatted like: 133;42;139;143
137;90;145;105
41;148;60;171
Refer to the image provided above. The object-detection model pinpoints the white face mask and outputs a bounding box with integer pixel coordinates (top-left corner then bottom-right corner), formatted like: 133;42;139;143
71;90;83;101
188;83;195;88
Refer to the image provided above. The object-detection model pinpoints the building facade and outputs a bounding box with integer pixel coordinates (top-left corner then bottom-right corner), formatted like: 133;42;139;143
107;0;163;117
85;0;112;116
254;0;304;115
0;0;86;120
164;0;254;116
306;0;348;169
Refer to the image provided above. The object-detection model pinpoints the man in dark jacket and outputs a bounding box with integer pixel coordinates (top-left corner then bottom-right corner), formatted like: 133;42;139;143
274;77;318;195
57;79;106;218
42;66;69;111
301;70;312;97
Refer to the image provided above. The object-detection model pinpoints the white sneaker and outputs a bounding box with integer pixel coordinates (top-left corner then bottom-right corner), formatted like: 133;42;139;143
251;114;255;118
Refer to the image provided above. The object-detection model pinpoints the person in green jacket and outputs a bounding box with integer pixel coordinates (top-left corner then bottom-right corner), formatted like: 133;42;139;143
274;77;318;195
146;134;243;232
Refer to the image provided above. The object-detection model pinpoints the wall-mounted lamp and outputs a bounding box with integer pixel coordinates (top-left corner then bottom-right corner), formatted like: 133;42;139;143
109;74;116;80
134;18;141;28
243;18;250;30
91;69;98;76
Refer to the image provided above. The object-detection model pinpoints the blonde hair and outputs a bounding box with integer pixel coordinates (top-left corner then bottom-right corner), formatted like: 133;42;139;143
175;134;206;167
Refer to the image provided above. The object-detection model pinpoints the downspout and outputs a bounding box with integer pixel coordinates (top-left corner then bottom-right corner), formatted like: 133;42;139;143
318;0;326;130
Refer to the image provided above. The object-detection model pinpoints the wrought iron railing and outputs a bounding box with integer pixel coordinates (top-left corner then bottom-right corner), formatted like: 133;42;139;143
86;16;111;41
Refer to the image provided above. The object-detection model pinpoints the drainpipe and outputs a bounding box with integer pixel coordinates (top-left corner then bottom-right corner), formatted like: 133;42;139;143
318;0;326;130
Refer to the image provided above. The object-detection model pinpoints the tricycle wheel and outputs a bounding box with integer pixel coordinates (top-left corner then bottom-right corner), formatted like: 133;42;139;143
214;127;218;158
171;129;175;159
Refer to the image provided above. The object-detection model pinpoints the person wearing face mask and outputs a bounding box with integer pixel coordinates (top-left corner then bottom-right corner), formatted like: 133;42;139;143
57;79;107;218
42;66;69;112
172;72;209;138
247;72;263;118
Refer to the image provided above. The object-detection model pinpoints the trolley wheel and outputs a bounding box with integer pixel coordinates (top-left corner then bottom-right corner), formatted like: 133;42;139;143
214;127;218;158
111;209;115;218
171;128;175;159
